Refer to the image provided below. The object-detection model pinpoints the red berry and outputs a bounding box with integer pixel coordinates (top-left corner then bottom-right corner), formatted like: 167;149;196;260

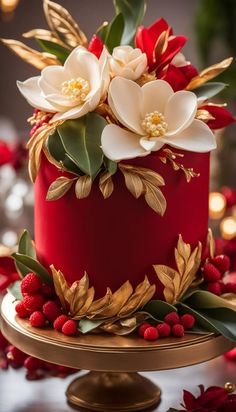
6;345;27;364
172;324;185;338
207;282;222;296
23;294;45;313
211;255;230;274
29;311;46;328
138;322;151;337
223;282;236;294
180;314;195;330
21;273;42;295
15;301;29;319
41;283;55;298
0;331;8;350
143;326;159;341
156;323;171;338
53;315;69;332
43;301;62;323
24;356;42;371
62;320;78;336
203;263;222;282
164;312;180;326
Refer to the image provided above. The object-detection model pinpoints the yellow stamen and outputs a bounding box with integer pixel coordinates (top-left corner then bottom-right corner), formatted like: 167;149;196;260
61;77;90;103
142;110;168;137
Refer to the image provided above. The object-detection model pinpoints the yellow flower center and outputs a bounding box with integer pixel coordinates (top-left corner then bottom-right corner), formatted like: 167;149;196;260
61;77;90;103
141;111;168;137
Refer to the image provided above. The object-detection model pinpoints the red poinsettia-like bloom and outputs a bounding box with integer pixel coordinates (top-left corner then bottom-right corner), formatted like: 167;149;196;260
88;34;104;59
0;256;19;293
176;384;236;412
135;18;187;74
160;63;198;91
200;105;235;130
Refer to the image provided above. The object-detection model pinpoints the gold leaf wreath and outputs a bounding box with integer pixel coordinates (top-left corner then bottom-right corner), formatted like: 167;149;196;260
153;235;202;304
186;57;233;90
0;39;60;70
50;265;156;322
43;0;87;49
119;164;166;216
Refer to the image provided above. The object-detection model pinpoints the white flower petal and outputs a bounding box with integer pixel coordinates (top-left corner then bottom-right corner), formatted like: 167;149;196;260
160;119;216;152
52;100;91;122
40;66;70;93
17;77;56;112
99;46;111;98
142;80;174;116
101;124;149;161
108;77;143;134
140;137;164;152
164;90;197;136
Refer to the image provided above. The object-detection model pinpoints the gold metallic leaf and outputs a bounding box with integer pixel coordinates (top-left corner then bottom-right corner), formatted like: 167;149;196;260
1;38;60;69
99;172;114;199
196;109;215;122
100;312;150;335
50;265;70;311
136;72;156;86
46;176;75;201
207;228;215;259
75;175;92;199
118;277;156;317
186;57;233;90
43;0;87;48
70;272;89;315
94;281;133;319
23;28;67;47
119;164;166;216
153;236;202;304
160;148;199;183
221;293;236;310
87;288;112;318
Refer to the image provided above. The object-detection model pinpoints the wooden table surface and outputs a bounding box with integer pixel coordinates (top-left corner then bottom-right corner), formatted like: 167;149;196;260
0;355;235;412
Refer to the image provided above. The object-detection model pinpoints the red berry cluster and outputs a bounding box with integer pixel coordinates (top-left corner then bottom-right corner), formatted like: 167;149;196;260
15;273;78;337
202;254;231;295
138;312;195;341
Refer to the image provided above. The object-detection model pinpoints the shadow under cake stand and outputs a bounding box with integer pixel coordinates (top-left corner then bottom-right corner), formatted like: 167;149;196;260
1;293;235;412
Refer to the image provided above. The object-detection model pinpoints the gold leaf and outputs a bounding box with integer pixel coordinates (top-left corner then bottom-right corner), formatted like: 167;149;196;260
46;176;75;201
87;288;112;318
99;172;114;199
153;27;170;59
153;264;178;303
75;175;92;199
1;39;60;69
101;312;150;335
119;164;166;216
72;287;95;319
50;265;70;311
207;228;215;259
93;281;133;319
186;57;233;90
43;0;87;48
196;109;215;122
70;272;90;315
118;277;156;317
160;148;199;183
23;28;67;48
221;293;236;310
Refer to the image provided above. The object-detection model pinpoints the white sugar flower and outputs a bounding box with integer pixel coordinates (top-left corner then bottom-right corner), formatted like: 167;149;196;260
17;46;110;122
109;45;147;80
101;77;216;161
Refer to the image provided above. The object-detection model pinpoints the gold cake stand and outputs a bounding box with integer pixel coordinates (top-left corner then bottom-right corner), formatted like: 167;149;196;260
1;293;235;411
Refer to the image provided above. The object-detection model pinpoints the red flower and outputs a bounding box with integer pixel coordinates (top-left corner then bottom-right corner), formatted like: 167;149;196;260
201;105;235;130
160;63;198;91
174;385;234;411
135;18;187;74
0;141;12;166
88;34;104;59
0;256;19;294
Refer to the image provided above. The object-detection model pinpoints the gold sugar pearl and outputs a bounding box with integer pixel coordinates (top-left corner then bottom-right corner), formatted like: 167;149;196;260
142;110;168;138
225;382;235;393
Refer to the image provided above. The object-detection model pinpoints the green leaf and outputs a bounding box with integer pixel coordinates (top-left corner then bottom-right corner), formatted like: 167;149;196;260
104;157;118;175
37;39;70;64
12;253;52;284
18;230;36;259
183;289;236;311
57;113;106;177
46;130;82;176
79;319;104;334
8;281;23;301
96;22;109;42
194;82;227;99
142;299;177;319
177;302;219;334
105;13;124;52
198;308;236;342
113;0;146;45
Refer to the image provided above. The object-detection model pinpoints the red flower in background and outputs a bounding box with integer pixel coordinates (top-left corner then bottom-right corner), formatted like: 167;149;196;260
160;63;198;91
88;34;104;59
0;142;12;167
0;140;27;171
201;105;235;130
135;18;187;75
0;256;19;293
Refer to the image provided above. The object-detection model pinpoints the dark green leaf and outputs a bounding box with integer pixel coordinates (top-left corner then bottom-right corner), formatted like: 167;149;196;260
143;299;177;319
96;22;109;42
177;302;218;334
198;308;236;342
8;281;23;301
113;0;146;45
37;39;70;64
12;253;52;284
46;130;82;176
79;319;104;334
183;289;236;311
104;157;118;175
18;230;36;259
194;82;227;99
105;13;124;52
57;113;106;177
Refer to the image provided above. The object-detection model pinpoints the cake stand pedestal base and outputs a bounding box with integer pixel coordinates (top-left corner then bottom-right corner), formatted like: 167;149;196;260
1;294;235;412
66;371;161;411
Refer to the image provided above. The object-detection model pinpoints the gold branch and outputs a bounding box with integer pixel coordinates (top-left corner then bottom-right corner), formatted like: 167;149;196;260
160;148;200;183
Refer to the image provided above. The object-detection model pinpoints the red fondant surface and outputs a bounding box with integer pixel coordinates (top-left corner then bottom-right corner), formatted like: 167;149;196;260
35;152;209;297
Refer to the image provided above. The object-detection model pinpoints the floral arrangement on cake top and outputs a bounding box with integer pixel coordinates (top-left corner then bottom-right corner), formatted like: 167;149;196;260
2;1;236;340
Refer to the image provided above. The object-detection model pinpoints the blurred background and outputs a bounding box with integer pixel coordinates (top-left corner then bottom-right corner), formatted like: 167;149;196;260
0;0;236;249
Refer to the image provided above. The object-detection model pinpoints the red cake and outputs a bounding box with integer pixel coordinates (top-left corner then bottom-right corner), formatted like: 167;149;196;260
4;0;236;339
